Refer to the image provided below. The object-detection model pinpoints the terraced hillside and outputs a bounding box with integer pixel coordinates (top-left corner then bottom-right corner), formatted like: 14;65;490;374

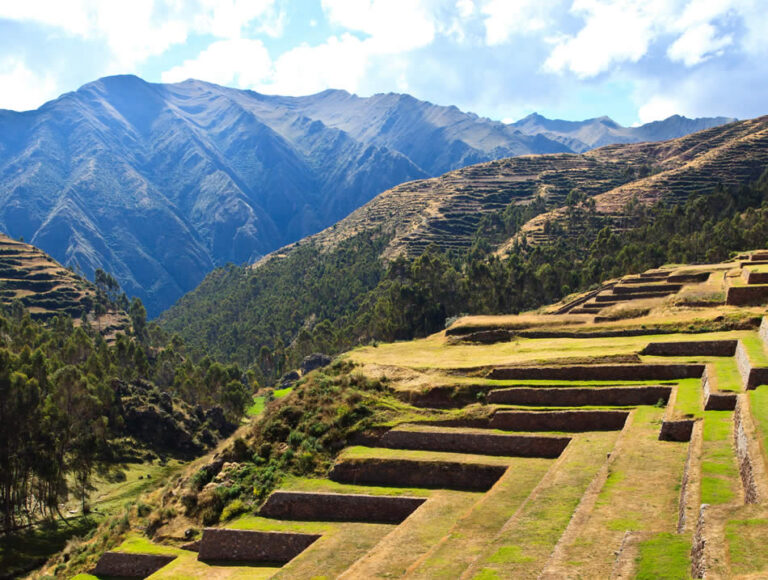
0;233;129;334
77;251;768;579
297;115;768;260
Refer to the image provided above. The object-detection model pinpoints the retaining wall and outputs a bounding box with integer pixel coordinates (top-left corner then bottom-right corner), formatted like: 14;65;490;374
735;340;768;389
745;270;768;284
659;420;695;442
379;429;570;458
197;528;320;563
489;410;629;432
702;368;737;410
666;273;711;283
726;285;768;305
92;552;176;577
642;340;737;357
329;458;506;491
487;385;671;407
258;491;425;523
691;505;708;578
734;399;759;503
760;316;768;344
487;364;704;381
612;283;682;294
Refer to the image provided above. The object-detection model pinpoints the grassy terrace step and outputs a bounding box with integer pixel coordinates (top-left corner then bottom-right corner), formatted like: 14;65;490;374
463;432;620;579
540;406;689;578
405;457;552;579
701;410;741;504
489;409;629;432
487;385;671;407
337;490;481;579
329;447;513;491
378;425;570;457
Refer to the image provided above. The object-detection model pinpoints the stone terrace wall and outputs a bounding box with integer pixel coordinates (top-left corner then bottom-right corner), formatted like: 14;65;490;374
329;458;506;491
487;364;704;381
659;420;695;442
734;399;759;503
735;340;768;389
197;528;320;563
258;491;425;523
726;285;768;305
487;386;671;407
702;367;737;410
379;429;570;458
642;340;737;357
92;552;176;577
746;271;768;284
612;283;682;294
489;410;629;432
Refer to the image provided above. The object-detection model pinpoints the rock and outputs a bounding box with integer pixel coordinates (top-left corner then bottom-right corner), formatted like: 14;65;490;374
300;353;332;375
278;370;300;389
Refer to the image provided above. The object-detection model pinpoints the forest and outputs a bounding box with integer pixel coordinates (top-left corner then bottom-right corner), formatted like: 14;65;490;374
160;170;768;385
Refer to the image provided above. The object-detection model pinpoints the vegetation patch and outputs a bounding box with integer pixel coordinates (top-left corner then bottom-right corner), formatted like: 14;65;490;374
634;532;691;580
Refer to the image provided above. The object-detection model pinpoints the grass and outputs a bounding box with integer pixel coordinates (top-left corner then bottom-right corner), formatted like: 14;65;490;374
404;457;552;579
711;358;743;392
673;378;703;418
337;490;481;578
0;461;181;578
246;387;293;417
465;431;620;579
543;406;688;578
635;532;692;579
725;517;768;575
338;445;521;466
749;385;768;465
700;410;739;505
350;330;753;371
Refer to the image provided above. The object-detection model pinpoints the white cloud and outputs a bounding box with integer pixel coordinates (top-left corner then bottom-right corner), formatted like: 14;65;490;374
667;22;732;66
161;38;272;88
0;58;58;111
544;0;677;78
0;0;278;71
321;0;436;53
637;94;684;123
480;0;558;45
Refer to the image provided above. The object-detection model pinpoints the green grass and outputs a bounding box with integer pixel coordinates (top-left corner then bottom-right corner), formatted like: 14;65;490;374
726;518;768;575
635;532;691;579
247;387;293;417
674;378;703;418
712;358;742;392
700;410;739;504
740;333;768;365
468;432;620;579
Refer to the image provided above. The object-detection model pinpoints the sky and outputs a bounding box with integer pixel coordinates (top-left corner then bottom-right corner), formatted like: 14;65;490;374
0;0;766;125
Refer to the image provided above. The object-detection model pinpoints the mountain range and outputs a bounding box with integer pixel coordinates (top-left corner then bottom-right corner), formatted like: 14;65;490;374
0;74;733;314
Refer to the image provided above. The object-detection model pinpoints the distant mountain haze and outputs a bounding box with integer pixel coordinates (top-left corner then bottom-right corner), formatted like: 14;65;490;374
0;75;733;315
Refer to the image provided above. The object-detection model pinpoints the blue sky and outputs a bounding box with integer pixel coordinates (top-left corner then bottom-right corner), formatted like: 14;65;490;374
0;0;766;125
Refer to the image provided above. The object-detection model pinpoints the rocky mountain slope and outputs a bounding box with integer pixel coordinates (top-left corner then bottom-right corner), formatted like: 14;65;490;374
0;75;730;315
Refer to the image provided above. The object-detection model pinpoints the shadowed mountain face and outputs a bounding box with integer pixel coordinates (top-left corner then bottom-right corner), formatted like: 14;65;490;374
0;75;731;315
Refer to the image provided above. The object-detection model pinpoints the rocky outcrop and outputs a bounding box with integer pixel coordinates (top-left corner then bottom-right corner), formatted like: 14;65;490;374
300;353;332;374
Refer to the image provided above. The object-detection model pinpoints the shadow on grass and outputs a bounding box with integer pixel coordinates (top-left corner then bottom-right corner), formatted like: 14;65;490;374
0;517;96;579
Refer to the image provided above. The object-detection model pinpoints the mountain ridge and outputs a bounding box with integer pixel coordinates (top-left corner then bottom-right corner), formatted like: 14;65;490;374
0;74;733;314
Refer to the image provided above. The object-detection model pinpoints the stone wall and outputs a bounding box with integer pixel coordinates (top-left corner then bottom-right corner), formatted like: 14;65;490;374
726;285;768;305
612;283;682;294
258;491;425;523
659;420;695;442
704;392;737;410
329;458;506;491
92;552;176;577
734;399;759;503
487;386;671;407
642;340;737;356
690;504;708;578
379;429;570;458
487;364;704;381
759;316;768;344
735;339;768;389
197;528;320;563
746;271;768;284
489;410;629;432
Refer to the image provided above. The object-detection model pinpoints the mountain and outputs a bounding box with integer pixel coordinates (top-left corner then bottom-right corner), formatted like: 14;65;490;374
158;115;768;370
510;112;736;153
0;75;731;315
0;232;131;334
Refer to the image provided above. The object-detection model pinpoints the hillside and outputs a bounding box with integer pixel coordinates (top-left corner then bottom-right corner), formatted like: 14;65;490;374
48;252;768;579
0;75;730;315
159;116;768;376
0;233;130;336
